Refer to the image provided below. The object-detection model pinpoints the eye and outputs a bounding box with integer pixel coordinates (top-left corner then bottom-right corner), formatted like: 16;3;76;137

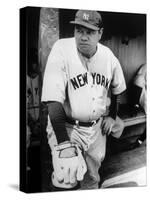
76;28;82;34
87;30;96;35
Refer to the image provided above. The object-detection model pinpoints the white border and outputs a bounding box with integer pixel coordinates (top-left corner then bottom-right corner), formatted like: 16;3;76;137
0;0;149;200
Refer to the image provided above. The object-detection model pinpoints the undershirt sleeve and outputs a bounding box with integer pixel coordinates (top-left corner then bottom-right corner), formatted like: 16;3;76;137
109;94;118;119
47;101;69;144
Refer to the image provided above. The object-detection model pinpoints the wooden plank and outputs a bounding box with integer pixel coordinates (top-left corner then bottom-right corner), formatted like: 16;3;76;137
123;114;146;127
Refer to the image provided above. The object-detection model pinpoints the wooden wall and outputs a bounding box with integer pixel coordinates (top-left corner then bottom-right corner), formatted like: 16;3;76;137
27;7;59;121
38;8;59;77
102;34;146;103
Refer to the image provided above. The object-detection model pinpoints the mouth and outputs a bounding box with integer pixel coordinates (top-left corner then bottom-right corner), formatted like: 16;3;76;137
79;43;89;46
79;43;90;50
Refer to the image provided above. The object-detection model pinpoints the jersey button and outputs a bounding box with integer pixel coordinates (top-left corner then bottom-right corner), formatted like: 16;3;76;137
93;110;95;113
92;97;95;101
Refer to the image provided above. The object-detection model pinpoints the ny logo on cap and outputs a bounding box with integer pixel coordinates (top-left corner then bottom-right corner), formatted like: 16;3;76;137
83;13;89;21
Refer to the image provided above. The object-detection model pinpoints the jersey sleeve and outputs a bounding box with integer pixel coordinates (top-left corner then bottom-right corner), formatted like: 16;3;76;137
134;64;146;88
111;56;126;95
41;40;67;103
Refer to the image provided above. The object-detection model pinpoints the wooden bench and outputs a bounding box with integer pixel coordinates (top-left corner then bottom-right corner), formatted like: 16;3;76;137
118;104;146;127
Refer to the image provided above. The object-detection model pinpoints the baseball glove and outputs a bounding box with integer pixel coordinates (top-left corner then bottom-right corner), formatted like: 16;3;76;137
51;141;87;188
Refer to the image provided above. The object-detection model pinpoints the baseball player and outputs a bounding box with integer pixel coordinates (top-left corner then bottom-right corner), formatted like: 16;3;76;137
133;64;146;114
41;10;126;190
129;63;146;148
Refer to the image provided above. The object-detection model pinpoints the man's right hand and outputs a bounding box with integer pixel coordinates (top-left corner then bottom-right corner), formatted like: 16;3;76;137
101;116;115;136
51;141;87;188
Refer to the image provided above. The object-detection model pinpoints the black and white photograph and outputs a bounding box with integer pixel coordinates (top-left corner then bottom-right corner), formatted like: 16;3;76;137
20;6;146;193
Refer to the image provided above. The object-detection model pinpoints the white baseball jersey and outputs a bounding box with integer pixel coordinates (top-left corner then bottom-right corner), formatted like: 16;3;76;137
41;37;126;122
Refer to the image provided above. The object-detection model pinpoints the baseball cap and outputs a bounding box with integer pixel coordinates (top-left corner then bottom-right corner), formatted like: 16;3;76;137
70;10;102;30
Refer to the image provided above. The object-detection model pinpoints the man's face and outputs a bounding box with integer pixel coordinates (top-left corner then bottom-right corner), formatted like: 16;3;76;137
74;25;103;58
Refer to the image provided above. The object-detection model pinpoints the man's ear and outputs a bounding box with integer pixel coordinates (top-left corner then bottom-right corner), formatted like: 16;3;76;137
98;28;104;40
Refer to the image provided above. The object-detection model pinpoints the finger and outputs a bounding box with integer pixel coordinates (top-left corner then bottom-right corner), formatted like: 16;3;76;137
101;119;105;129
107;124;113;135
52;173;63;185
55;167;64;182
103;123;110;136
75;148;87;181
63;167;70;184
69;168;77;184
77;158;87;181
77;164;84;181
82;160;87;175
101;121;106;134
102;123;107;135
106;127;110;135
105;123;111;135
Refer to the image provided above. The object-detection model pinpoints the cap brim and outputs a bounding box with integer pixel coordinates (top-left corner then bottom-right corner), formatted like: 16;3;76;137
70;20;99;31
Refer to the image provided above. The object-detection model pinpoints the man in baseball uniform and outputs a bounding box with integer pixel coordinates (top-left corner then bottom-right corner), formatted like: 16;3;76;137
133;64;146;114
129;63;146;148
41;10;126;190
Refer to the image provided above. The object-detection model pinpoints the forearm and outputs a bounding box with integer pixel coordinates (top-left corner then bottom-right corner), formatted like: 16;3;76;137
47;101;69;144
131;85;142;105
109;94;119;120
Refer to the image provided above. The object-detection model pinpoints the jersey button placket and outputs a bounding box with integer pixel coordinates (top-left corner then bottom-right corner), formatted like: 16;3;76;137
91;96;97;118
91;86;99;119
88;72;96;120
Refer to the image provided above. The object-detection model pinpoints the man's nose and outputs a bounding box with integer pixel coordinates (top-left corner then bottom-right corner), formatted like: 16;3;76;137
81;32;88;41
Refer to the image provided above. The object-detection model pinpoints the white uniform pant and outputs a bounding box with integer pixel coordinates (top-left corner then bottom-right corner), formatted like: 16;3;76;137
46;116;124;189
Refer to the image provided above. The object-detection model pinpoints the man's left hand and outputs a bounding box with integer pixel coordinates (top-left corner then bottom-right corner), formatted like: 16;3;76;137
101;116;115;136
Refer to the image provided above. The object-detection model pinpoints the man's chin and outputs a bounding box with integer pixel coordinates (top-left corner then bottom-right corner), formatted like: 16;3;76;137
78;48;91;57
